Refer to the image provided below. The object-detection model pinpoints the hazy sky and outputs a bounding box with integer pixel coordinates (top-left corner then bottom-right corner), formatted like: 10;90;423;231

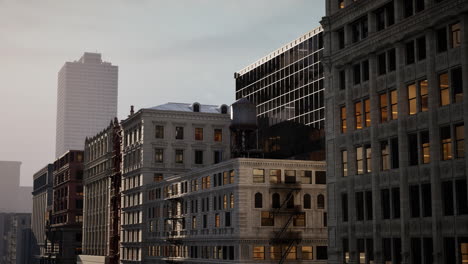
0;0;325;186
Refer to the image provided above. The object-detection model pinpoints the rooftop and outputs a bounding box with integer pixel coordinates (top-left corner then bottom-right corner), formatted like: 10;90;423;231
147;102;229;114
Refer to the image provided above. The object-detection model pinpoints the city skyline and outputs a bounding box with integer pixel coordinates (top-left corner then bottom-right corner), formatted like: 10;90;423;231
0;0;325;186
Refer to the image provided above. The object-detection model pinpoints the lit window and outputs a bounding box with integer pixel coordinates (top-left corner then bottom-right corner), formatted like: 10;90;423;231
450;22;461;48
230;193;234;208
194;128;203;140
153;173;163;182
390;90;398;120
253;246;265;260
261;212;274;226
269;169;281;184
223;194;227;209
356;147;364;175
285;246;297;260
408;84;417;115
252;171;265;187
214;129;222;142
342;150;348;177
381;141;389;171
192;216;197;229
214;214;220;227
338;0;345;9
175;149;184;164
455;124;465;158
420;79;429;111
302;246;313;260
439;72;450;106
365;145;372;173
380;94;388;122
364;99;371;127
270;246;282;260
421;131;430;164
229;170;235;184
341;106;347;133
300;170;312;184
441;126;452;160
355;101;363;129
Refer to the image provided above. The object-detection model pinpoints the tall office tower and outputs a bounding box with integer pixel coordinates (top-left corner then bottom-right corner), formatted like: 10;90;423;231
119;102;231;263
234;27;325;160
4;213;33;264
321;0;468;263
55;52;118;158
31;164;54;264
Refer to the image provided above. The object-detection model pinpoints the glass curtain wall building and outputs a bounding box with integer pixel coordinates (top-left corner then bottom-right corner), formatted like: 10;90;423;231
234;26;325;160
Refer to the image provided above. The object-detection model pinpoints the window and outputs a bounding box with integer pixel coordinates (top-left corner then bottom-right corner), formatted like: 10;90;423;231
285;246;297;260
342;193;348;222
366;191;373;220
317;246;328;260
193;103;200;112
194;128;203;140
272;193;281;209
340;106;347;133
192;216;197;229
381;141;390;171
253;246;265;260
365;145;372;173
390;90;398;120
175;127;184;140
455;124;465;158
338;28;345;50
378;53;387;75
392;188;400;218
437;27;448;52
214;129;222;142
270;246;282;260
153;173;163;182
408;134;418;165
220;105;228;114
354;64;361;85
214;150;223;164
356;192;364;221
194;150;203;164
230;193;234;208
339;70;346;90
440;72;450;106
375;7;385;31
391;138;399;169
362;60;369;81
300;170;312;184
442;181;454;216
254;193;262;208
421;131;430;164
380;93;388;122
381;189;391;219
343;239;350;263
364;99;371;127
404;0;414;18
155;125;164;139
417;36;426;60
293;213;305;226
175;149;184;164
452;67;463;103
317;194;325;209
408;83;417;115
388;48;396;72
450;22;461;48
415;0;425;12
338;0;345;9
351;16;368;43
261;212;274;226
304;194;311;209
421;183;432;217
410;185;420;217
355;101;362;129
315;171;326;184
253;169;264;183
441;126;452;160
230;170;235;184
406;41;415;65
356;146;364;174
285;170;296;184
154;148;163;163
456;179;468;215
342;150;348;177
420;79;429;111
214;214;220;227
270;169;281;184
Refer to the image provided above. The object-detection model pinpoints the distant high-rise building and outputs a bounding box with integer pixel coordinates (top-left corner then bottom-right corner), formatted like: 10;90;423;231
0;161;32;213
322;0;468;263
55;52;118;158
235;27;325;160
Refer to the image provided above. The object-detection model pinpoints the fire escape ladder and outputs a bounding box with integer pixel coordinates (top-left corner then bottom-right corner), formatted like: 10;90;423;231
279;239;299;264
164;197;184;263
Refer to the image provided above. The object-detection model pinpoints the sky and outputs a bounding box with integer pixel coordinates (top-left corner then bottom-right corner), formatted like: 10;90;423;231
0;0;325;186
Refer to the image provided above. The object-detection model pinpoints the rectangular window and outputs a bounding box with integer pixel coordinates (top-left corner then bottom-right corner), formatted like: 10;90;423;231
261;212;274;226
338;29;345;49
452;67;463;103
440;72;450;106
155;125;164;139
194;150;203;164
388;48;396;72
364;99;370;127
441;126;452;160
404;0;414;18
381;141;390;171
356;192;364;221
153;173;163;182
408;83;417;115
354;64;361;85
356;147;364;175
343;239;350;263
225;212;231;227
339;70;346;90
456;179;468;215
365;145;372;173
392;187;400;218
342;150;348;177
410;185;420;218
253;169;265;183
175;149;184;164
411;238;422;264
338;0;345;9
302;246;313;260
380;93;388;122
450;22;461;48
230;170;235;184
270;246;282;260
293;213;305;226
390;90;398;120
415;0;425;12
406;41;415;65
269;169;281;184
214;150;223;164
175;127;184;140
437;27;448;52
154;148;163;163
215;214;220;227
300;170;312;184
316;171;326;184
285;170;296;184
408;133;419;165
455;124;465;158
342;193;348;222
442;181;454;216
194;128;203;140
252;246;265;260
421;131;430;164
381;189;391;219
355;101;363;129
285;246;297;260
391;137;399;169
341;106;347;133
375;8;385;31
421;183;432;217
362;60;369;81
214;129;222;142
378;53;387;75
417;36;426;60
365;191;373;220
420;79;429;111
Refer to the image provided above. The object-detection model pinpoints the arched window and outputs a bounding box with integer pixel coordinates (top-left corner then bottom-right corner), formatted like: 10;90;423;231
272;193;281;209
254;193;263;208
317;194;325;209
304;194;311;209
287;193;294;209
193;103;200;112
220;104;228;114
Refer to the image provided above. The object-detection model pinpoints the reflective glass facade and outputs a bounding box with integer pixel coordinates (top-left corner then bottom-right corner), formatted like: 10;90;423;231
235;27;324;129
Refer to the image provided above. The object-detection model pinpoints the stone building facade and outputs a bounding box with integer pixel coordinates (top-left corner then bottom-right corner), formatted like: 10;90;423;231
119;103;231;263
143;158;327;263
321;0;468;263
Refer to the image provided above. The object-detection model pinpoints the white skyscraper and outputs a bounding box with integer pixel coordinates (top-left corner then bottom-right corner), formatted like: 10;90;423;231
55;52;118;158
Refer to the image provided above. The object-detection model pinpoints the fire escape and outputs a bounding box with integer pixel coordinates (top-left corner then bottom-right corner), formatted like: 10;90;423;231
270;181;303;264
108;118;121;264
163;187;184;263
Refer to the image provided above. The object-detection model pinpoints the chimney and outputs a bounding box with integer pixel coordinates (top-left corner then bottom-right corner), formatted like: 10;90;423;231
129;105;134;116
